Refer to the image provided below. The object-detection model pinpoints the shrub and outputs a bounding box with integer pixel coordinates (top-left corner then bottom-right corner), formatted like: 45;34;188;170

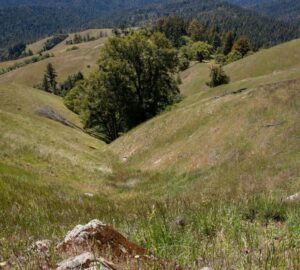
226;50;243;64
191;41;212;62
206;65;230;88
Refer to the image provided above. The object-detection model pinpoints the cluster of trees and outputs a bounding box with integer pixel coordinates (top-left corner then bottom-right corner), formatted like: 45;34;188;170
39;63;84;96
0;42;33;61
64;31;180;142
59;72;84;96
65;32;108;45
153;17;252;71
42;35;68;52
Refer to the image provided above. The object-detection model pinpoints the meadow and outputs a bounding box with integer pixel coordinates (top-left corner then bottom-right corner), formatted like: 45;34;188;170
0;31;299;269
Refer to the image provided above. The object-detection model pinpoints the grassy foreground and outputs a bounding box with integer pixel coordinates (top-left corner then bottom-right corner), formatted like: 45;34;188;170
0;38;300;269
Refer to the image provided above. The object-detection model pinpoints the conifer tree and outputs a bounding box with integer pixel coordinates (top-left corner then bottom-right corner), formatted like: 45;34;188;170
187;19;204;42
42;74;50;92
45;63;58;94
223;32;234;55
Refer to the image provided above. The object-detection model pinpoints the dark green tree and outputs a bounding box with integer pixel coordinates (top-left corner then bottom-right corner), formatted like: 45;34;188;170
223;32;235;55
45;63;58;94
82;31;180;142
212;34;222;51
153;16;187;47
42;74;50;92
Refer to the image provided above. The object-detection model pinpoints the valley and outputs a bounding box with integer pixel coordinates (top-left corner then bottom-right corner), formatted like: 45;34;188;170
0;25;299;269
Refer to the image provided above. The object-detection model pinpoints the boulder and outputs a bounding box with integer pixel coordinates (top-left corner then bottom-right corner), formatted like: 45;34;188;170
56;252;118;270
57;219;147;257
56;252;94;270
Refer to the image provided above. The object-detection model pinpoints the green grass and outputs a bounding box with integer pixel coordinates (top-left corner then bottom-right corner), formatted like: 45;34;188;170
0;37;300;269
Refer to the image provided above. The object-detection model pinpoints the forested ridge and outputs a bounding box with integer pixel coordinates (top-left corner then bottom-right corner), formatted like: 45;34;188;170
108;0;300;48
228;0;300;24
0;0;299;49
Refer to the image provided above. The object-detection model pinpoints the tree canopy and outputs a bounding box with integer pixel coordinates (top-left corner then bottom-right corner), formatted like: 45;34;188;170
66;31;180;142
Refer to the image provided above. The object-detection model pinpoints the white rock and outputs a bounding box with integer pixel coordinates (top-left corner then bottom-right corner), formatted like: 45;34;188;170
61;219;106;246
284;193;300;202
84;193;94;197
56;252;94;270
199;267;214;270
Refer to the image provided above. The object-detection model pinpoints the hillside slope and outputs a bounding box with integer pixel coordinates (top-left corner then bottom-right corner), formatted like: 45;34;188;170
1;34;300;269
0;29;112;86
110;39;300;192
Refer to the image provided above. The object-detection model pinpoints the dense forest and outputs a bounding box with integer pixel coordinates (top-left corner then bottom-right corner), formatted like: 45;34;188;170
228;0;300;24
108;0;300;48
0;0;300;50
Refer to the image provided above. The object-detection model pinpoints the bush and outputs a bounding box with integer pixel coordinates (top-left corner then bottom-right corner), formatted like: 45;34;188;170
226;50;243;64
214;54;227;65
178;54;190;71
206;65;230;88
191;41;212;62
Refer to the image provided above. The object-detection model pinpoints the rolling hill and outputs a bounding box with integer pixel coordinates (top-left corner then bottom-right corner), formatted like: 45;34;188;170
0;31;300;268
0;29;112;86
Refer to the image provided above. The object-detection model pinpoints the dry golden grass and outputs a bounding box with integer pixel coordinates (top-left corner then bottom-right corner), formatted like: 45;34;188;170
0;29;112;86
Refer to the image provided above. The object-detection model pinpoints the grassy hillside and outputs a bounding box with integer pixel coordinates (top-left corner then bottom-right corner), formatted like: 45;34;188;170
0;29;112;86
0;36;300;269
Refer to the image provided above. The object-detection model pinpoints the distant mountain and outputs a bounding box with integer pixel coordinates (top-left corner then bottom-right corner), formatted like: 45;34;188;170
0;0;299;48
228;0;300;24
0;0;166;48
108;0;300;47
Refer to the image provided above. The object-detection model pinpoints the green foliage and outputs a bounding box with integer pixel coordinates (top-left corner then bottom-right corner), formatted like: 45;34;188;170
78;31;180;142
64;80;88;114
226;49;243;64
59;72;84;96
191;41;213;62
214;53;227;65
223;32;235;55
65;32;106;45
0;42;32;61
42;34;68;52
40;63;58;94
1;0;299;50
152;16;187;48
178;53;190;71
187;19;204;42
233;36;252;57
206;64;230;87
0;53;52;76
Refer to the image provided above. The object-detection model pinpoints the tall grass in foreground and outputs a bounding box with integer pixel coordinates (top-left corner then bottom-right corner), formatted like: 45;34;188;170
1;169;300;270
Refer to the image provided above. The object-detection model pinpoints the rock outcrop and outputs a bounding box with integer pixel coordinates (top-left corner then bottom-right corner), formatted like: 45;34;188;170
55;219;170;270
57;219;147;258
